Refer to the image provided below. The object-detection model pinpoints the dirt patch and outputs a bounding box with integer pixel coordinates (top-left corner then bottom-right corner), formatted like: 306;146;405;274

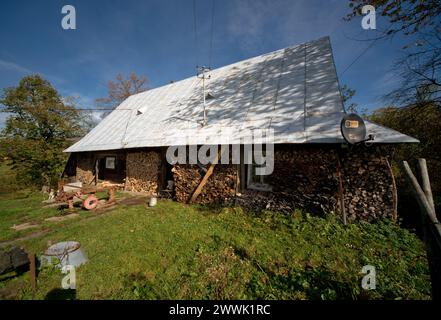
44;213;80;222
10;222;39;231
118;197;148;206
0;229;52;248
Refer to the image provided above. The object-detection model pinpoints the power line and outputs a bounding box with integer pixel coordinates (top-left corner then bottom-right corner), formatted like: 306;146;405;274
208;0;216;68
192;0;199;68
339;38;378;76
339;24;395;77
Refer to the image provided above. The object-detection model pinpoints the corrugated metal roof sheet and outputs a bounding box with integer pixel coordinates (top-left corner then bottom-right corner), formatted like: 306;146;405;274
65;36;418;153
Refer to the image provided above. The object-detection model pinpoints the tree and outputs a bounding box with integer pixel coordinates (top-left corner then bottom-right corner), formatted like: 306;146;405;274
369;103;441;207
345;1;441;107
345;0;441;38
96;73;149;111
341;84;363;114
0;75;84;187
386;29;441;106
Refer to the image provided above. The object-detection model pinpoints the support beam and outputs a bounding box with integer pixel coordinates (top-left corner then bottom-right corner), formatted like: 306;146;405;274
385;157;398;221
418;158;436;213
336;153;347;225
402;161;438;224
188;149;223;204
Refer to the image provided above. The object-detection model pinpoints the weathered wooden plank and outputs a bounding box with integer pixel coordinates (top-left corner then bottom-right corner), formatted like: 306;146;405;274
336;155;347;225
385;157;398;221
188;150;223;204
402;161;438;224
28;253;36;290
418;158;436;214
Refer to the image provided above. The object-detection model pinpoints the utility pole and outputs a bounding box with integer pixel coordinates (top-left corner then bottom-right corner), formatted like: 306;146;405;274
197;66;211;126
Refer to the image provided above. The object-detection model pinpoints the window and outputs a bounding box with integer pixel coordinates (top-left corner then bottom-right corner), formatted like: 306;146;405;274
105;157;116;170
247;162;272;191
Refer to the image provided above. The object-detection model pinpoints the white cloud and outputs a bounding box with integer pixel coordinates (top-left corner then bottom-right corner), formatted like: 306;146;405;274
0;59;32;74
225;0;346;52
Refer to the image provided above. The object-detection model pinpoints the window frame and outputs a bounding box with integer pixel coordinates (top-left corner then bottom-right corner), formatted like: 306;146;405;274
105;156;116;170
247;163;272;192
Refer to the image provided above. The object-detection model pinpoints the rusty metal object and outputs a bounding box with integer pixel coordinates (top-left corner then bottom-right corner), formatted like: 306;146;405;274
53;185;117;210
83;194;98;210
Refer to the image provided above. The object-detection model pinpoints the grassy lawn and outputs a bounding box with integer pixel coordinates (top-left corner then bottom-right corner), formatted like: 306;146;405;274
0;192;432;300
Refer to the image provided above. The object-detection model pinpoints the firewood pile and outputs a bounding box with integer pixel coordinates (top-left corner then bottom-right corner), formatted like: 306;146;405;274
125;151;161;194
172;145;395;221
172;164;237;204
238;146;394;221
76;155;94;184
340;146;394;221
70;145;395;221
238;147;340;215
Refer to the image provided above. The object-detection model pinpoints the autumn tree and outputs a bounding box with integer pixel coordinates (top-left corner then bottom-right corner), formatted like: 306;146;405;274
345;0;441;38
0;75;84;187
96;73;149;112
345;0;441;106
340;84;368;114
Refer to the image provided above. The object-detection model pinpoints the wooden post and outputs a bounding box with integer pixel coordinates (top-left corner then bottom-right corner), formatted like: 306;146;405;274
67;198;74;210
418;158;435;213
402;161;438;223
403;159;441;300
385;157;398;221
336;154;347;225
95;159;99;186
108;188;116;204
240;145;246;193
28;252;36;291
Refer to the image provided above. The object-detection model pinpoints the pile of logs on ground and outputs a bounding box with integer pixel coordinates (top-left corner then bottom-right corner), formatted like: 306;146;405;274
173;164;237;204
125;151;161;194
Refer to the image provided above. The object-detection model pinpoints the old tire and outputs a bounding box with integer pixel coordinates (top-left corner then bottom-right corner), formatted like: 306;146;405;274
83;195;98;210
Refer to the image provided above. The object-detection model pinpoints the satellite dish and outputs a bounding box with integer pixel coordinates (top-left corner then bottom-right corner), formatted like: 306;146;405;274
340;113;367;144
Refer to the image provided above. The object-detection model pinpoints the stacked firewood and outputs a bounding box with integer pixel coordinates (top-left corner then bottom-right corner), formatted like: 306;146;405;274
76;156;94;184
340;146;394;221
173;164;237;204
238;147;340;215
125;151;161;194
171;145;395;221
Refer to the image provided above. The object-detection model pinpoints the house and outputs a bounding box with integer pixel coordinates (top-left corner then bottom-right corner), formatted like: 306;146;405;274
64;37;418;221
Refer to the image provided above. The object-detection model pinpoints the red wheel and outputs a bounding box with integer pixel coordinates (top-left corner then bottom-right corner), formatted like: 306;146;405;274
83;195;98;210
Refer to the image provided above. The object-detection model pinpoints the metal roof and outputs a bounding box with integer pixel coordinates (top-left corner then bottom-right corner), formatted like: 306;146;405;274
65;36;418;153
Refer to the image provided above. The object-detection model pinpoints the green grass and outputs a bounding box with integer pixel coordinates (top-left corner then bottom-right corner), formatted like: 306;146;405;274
0;189;117;243
0;198;431;300
0;190;64;242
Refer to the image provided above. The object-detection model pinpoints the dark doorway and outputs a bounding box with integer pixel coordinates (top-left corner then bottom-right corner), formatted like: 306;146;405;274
97;155;126;183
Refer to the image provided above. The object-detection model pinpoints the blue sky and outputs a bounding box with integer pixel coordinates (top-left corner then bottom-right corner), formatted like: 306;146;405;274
0;0;409;126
